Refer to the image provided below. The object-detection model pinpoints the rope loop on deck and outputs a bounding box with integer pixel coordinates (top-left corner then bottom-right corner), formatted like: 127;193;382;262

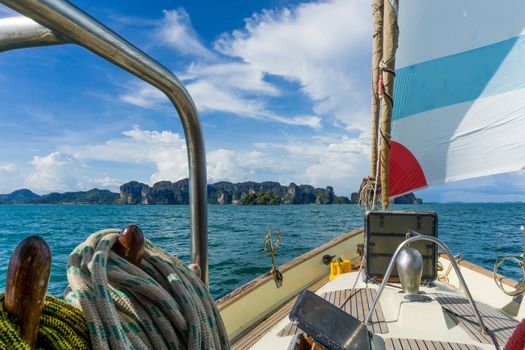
0;295;90;350
65;229;230;350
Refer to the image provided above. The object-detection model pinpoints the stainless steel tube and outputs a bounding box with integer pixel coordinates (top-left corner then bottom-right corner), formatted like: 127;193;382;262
0;16;65;52
364;232;487;334
0;0;209;284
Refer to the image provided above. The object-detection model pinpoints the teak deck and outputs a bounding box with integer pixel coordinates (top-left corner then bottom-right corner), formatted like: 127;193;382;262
385;338;482;350
277;287;388;336
231;276;329;350
433;293;518;347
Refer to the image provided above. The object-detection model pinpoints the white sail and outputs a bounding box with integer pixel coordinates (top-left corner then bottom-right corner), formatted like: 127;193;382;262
390;1;525;197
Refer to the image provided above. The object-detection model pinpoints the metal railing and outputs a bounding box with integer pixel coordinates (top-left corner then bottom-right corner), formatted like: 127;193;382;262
0;0;209;284
363;231;487;334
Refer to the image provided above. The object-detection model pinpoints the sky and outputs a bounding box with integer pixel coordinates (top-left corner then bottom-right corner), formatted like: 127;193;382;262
0;0;523;202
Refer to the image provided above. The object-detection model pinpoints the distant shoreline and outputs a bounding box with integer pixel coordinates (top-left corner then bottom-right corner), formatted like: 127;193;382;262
0;180;427;205
0;179;352;205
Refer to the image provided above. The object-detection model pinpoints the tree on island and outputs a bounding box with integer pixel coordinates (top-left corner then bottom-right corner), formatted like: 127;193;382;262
239;192;281;205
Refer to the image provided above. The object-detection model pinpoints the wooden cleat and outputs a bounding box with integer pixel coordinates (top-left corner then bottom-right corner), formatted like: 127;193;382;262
5;236;51;349
114;224;145;265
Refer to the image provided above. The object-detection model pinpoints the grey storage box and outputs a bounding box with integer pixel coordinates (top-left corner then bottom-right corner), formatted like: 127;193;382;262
364;211;438;282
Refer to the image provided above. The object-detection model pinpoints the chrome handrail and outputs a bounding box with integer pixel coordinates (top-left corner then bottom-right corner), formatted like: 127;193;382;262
0;0;209;284
364;231;487;334
0;16;65;52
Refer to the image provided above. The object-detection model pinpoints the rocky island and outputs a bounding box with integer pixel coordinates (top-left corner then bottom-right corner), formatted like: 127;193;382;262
119;179;351;205
0;179;352;205
348;191;423;204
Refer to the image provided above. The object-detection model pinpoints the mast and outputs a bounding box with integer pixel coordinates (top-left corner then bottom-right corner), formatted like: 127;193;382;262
358;0;384;210
370;0;383;184
379;0;399;209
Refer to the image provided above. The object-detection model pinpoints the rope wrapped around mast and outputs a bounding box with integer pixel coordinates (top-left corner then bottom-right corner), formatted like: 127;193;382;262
379;0;399;209
65;229;230;350
360;0;399;209
370;0;384;182
358;0;384;210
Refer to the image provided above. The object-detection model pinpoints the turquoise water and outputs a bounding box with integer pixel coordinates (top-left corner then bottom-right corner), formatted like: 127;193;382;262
0;203;523;299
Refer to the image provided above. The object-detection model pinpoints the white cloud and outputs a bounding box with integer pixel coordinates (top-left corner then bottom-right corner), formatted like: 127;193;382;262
0;163;22;194
119;4;331;129
24;127;189;193
68;126;189;184
157;9;214;59
26;152;79;193
186;80;263;115
207;149;284;183
135;0;372;130
215;0;372;131
186;80;321;128
67;127;287;185
19;126;370;196
119;78;321;128
0;163;16;173
91;175;122;189
24;152;130;193
183;62;278;95
120;83;167;109
258;134;371;194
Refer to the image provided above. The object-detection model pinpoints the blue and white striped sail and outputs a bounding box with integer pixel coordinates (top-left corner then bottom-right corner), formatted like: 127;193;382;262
390;1;525;196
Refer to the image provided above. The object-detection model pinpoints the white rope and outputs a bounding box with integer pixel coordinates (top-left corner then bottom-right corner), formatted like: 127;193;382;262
65;229;230;350
387;0;398;16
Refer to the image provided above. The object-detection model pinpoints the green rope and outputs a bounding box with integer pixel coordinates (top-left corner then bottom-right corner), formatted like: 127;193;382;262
65;229;230;350
0;295;90;350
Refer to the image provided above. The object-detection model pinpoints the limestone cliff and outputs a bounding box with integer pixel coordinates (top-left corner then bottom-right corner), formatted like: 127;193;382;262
120;179;350;205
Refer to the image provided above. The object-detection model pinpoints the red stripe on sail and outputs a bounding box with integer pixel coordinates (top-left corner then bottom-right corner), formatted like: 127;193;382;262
389;141;428;197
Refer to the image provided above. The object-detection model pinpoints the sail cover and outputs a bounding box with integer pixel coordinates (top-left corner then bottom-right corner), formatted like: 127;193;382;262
390;1;525;197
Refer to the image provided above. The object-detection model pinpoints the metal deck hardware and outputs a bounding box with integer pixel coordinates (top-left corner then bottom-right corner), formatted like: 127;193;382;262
364;231;488;334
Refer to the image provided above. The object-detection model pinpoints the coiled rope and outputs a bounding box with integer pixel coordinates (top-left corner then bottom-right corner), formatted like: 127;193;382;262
0;295;90;350
65;229;230;350
358;176;378;209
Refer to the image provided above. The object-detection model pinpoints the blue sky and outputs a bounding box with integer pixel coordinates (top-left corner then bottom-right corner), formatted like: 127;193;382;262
0;0;523;202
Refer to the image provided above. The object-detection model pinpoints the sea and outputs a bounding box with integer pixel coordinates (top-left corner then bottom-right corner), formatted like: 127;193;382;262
0;203;523;300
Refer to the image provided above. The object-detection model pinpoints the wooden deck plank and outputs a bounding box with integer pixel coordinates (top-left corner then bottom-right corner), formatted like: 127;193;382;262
438;293;512;344
432;340;445;350
367;288;381;334
363;287;375;333
276;288;389;337
438;294;486;343
351;287;358;325
433;293;517;348
371;288;386;333
425;340;436;350
231;276;329;350
449;343;461;350
407;338;419;350
385;338;394;350
441;342;452;350
383;339;481;350
400;338;411;350
336;289;343;315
